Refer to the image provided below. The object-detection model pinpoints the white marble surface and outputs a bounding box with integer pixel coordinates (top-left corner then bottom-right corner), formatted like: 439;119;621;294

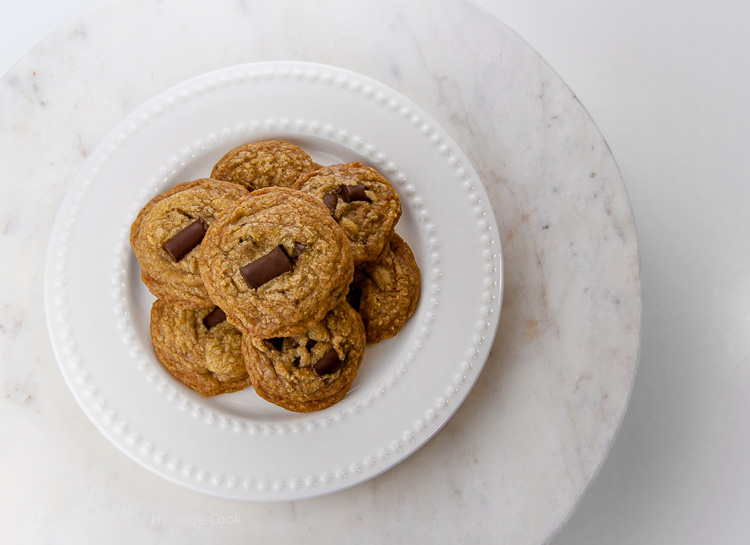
480;2;750;544
0;0;644;543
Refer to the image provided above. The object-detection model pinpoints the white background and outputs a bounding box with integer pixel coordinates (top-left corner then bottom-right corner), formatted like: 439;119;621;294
3;0;749;543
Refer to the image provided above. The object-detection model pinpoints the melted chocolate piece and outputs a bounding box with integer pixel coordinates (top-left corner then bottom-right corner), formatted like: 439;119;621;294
339;184;371;203
293;242;307;258
322;192;338;213
313;348;345;376
240;246;293;288
162;218;208;262
202;306;227;330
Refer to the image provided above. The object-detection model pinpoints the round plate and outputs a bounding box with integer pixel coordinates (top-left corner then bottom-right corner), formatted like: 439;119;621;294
44;61;503;501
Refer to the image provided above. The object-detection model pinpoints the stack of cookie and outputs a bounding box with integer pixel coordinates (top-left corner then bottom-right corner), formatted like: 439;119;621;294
130;140;420;412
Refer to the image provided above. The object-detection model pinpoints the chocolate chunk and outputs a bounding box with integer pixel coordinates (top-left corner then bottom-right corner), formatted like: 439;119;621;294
322;192;338;213
240;246;293;288
313;348;345;376
162;218;208;262
263;337;285;351
306;339;317;350
202;306;227;330
339;184;371;203
293;242;307;258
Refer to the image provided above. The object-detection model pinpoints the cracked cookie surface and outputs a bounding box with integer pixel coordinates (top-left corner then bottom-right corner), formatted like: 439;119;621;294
242;301;366;412
199;187;354;338
211;139;320;192
150;300;251;396
131;178;249;308
293;162;401;267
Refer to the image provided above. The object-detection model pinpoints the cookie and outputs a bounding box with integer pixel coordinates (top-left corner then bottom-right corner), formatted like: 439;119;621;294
149;300;251;396
131;179;249;308
198;187;354;338
210;139;320;192
293;162;401;267
349;233;420;344
242;301;366;412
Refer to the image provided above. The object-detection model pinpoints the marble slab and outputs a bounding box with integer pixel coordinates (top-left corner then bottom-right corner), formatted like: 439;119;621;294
0;0;640;543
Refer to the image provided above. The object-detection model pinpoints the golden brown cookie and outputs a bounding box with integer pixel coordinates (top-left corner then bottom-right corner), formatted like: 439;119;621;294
349;234;421;344
198;187;354;339
210;140;320;192
293;162;401;267
242;301;366;412
131;179;249;308
149;300;251;396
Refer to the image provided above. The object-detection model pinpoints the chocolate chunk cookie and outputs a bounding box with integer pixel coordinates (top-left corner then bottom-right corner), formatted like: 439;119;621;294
349;234;420;344
198;187;354;339
211;139;320;192
242;301;366;412
131;179;249;308
149;300;251;396
293;162;401;267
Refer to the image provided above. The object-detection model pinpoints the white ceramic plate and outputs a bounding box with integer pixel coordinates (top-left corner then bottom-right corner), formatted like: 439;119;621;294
44;61;503;501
